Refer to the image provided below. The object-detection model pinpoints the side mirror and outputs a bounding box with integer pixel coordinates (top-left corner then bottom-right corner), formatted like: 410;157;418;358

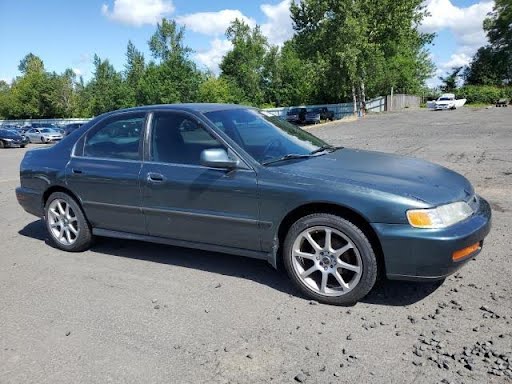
200;148;239;169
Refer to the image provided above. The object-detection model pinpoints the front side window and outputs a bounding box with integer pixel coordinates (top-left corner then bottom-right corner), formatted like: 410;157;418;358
204;108;327;163
150;112;223;165
83;114;145;160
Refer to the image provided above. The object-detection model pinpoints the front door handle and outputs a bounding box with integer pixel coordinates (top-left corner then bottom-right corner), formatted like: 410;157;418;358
147;172;165;183
72;169;83;174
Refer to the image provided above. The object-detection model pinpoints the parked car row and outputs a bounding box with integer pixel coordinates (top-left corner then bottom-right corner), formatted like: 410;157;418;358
286;107;335;125
0;122;85;148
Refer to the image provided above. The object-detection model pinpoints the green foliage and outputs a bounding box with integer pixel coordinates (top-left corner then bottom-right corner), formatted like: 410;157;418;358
220;19;268;106
465;0;511;86
456;85;512;104
464;47;507;85
82;55;129;116
439;67;463;92
290;0;434;102
197;76;238;104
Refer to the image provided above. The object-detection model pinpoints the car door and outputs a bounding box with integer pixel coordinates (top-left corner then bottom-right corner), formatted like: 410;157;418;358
65;112;147;234
26;129;39;142
141;110;261;251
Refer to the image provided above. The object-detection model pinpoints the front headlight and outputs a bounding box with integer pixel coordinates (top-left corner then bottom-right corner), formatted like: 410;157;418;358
407;201;473;229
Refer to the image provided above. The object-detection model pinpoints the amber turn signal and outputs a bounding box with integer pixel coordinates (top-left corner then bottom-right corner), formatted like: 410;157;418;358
452;242;481;261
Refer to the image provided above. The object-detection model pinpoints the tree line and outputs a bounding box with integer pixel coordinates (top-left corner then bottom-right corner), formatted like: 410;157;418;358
1;0;438;119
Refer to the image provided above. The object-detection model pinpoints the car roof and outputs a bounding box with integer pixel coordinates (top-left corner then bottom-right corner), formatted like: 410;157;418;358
112;103;254;115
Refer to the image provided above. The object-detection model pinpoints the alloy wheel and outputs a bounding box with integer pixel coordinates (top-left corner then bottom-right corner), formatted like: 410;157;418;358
47;198;80;245
291;226;362;297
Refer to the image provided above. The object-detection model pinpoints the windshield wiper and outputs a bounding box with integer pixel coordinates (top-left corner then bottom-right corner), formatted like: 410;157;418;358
262;153;313;166
309;145;344;155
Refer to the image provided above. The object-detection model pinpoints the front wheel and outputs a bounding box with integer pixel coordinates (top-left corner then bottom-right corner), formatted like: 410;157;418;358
283;214;378;305
44;192;93;252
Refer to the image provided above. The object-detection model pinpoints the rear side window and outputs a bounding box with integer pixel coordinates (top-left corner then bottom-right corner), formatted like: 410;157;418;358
83;114;146;160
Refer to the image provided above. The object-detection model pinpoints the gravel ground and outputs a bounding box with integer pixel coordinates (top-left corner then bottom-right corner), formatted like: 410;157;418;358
0;107;511;384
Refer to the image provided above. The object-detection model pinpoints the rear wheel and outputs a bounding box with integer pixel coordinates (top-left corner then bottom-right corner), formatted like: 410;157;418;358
283;214;377;305
44;192;93;252
0;141;4;149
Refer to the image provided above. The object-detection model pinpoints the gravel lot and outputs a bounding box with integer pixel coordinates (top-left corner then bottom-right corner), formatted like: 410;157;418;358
1;108;511;384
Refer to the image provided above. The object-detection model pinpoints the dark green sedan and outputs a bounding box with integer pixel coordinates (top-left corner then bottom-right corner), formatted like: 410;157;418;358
16;104;491;305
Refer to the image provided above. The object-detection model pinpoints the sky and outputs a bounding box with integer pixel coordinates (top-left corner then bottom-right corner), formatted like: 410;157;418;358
0;0;495;88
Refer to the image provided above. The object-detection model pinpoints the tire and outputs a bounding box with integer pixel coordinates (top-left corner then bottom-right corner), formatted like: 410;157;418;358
20;145;26;148
283;213;378;305
41;136;45;143
0;141;4;149
44;192;93;252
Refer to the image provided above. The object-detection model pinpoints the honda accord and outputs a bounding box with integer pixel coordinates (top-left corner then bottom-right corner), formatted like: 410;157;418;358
16;104;491;305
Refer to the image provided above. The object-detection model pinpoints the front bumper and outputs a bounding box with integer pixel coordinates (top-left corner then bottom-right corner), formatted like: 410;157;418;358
372;196;492;280
2;140;23;148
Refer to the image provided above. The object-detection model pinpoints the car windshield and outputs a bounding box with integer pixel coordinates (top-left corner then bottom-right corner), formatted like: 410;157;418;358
204;108;329;164
40;128;53;133
439;97;453;101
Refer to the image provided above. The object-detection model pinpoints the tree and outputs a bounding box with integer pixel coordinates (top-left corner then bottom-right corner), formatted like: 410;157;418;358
464;46;505;85
7;54;57;118
83;55;128;116
483;0;511;83
220;19;268;106
124;41;146;105
140;18;201;104
290;0;434;104
197;75;238;103
465;0;511;86
18;53;44;74
439;67;463;93
149;18;191;62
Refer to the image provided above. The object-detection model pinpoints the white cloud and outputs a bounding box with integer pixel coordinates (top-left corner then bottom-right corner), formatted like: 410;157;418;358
101;0;175;26
72;68;82;77
261;0;294;46
421;0;494;52
194;39;233;73
177;10;255;36
439;52;472;71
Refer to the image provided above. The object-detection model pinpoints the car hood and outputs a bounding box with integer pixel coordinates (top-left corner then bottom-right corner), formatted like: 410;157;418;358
271;148;474;206
0;134;22;140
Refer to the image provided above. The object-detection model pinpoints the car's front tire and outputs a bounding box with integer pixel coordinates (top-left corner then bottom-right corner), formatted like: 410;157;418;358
44;192;93;252
283;214;378;305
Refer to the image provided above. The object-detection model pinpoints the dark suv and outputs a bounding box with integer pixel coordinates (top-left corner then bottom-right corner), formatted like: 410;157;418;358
286;107;307;124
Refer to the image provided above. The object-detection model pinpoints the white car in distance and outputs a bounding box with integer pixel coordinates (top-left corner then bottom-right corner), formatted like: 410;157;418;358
428;93;467;110
25;128;63;144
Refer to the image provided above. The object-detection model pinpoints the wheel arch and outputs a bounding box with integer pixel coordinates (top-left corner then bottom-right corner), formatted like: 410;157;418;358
274;202;385;277
42;185;84;211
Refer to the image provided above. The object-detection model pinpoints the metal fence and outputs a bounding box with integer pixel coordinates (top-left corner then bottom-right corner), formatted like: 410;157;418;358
0;118;91;127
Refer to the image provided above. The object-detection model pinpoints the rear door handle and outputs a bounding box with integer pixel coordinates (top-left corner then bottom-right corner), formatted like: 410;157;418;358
147;172;165;183
72;169;83;174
